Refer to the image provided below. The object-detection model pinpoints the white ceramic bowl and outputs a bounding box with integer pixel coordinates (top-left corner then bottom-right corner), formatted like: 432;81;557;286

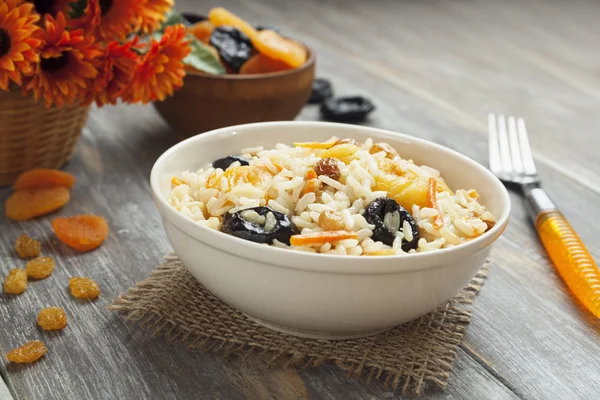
150;121;510;340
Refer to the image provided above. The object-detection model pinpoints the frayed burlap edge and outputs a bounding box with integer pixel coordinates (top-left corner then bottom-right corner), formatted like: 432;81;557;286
109;254;489;395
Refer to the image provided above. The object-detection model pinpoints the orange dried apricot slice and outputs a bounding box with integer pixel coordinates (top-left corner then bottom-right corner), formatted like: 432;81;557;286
216;166;272;190
7;340;47;363
52;215;109;252
189;20;214;43
6;187;70;221
208;7;258;42
253;30;307;68
37;307;67;330
69;277;100;299
239;53;294;74
13;169;75;190
14;234;41;258
290;230;358;246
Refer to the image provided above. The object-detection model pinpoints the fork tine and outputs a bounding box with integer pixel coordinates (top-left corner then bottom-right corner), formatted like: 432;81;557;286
517;118;537;175
497;115;513;174
507;116;524;174
488;113;502;175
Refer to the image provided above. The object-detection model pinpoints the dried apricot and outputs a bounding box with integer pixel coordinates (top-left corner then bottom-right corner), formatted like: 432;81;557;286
7;340;47;363
14;234;41;258
189;20;214;43
5;186;70;221
37;307;67;330
217;166;272;191
208;7;258;42
253;30;306;68
26;257;55;279
13;168;75;190
69;277;100;299
3;268;27;294
52;215;109;252
239;53;294;74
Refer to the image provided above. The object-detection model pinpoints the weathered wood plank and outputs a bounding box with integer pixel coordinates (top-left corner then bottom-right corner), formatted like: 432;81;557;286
0;378;14;400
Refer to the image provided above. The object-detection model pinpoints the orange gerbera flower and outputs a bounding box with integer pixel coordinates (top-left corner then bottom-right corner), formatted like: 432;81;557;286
25;12;102;107
71;0;140;41
28;0;72;18
0;0;42;90
87;40;139;106
136;0;173;34
126;24;189;104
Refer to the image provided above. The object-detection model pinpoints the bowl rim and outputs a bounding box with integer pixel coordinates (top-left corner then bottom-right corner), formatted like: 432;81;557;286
150;121;511;273
184;44;315;80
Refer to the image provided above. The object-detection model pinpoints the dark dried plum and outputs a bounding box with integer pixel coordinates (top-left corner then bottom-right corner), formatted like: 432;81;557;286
308;78;333;104
363;197;419;251
212;156;250;170
320;96;375;123
254;24;279;33
221;207;298;245
182;13;208;25
209;26;254;72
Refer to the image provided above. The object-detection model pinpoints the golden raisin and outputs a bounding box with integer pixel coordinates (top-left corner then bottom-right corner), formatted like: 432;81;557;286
26;257;55;279
370;142;399;159
7;340;47;363
69;277;100;299
37;307;67;331
318;210;345;231
3;268;27;295
314;158;341;180
14;234;41;258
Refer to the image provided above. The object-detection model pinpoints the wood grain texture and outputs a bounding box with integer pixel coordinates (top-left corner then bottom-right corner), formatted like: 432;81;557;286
2;0;600;398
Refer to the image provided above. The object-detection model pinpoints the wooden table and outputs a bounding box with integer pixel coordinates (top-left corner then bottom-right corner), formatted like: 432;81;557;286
2;0;600;398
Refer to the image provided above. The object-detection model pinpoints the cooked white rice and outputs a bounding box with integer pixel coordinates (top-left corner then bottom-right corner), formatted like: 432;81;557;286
168;137;496;256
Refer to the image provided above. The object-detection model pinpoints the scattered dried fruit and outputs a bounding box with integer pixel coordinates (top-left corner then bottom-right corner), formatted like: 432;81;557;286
7;340;47;364
308;78;333;104
37;307;67;331
320;96;375;123
5;186;70;221
314;158;341;180
69;277;100;300
14;234;41;259
13;169;76;190
52;215;109;252
26;257;55;279
3;269;27;295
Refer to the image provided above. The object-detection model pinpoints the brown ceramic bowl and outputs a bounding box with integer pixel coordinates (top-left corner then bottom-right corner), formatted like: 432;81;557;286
154;47;315;138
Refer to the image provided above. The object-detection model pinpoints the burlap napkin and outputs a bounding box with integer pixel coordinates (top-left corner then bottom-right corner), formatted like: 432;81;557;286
110;253;489;395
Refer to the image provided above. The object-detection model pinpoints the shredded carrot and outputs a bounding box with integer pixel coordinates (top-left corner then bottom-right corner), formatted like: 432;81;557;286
301;178;321;195
293;136;339;150
369;249;396;256
427;177;444;229
271;162;283;172
306;169;317;179
290;230;358;246
171;177;185;186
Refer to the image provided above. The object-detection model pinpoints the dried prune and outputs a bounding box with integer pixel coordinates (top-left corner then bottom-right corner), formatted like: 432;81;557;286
221;207;298;245
320;96;375;123
308;78;333;104
209;26;254;72
3;269;27;294
37;307;67;330
7;340;47;363
26;257;55;279
314;158;340;180
69;277;100;299
363;197;419;251
182;12;208;25
15;234;41;258
212;155;250;170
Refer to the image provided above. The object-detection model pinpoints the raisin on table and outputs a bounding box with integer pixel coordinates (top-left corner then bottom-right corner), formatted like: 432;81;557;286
209;26;254;72
38;307;67;331
308;78;333;104
3;268;27;295
7;340;47;363
26;257;55;279
14;234;41;258
320;96;375;123
69;277;100;300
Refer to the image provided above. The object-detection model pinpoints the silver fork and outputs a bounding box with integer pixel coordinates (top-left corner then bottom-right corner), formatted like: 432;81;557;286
488;114;600;318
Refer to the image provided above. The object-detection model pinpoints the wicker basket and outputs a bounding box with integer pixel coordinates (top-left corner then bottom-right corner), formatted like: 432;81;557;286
0;89;90;186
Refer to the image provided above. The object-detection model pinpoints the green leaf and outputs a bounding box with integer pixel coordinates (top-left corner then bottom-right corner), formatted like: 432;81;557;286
184;35;225;75
159;10;187;32
69;0;87;19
